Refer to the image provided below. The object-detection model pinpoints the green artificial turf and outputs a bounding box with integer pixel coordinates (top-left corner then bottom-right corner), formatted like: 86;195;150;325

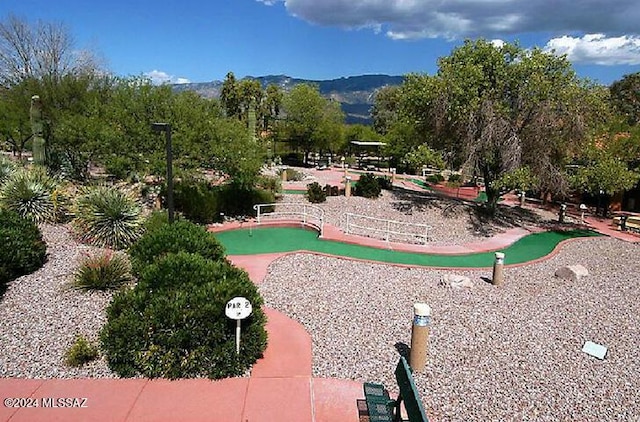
214;226;598;268
282;189;306;194
408;179;434;191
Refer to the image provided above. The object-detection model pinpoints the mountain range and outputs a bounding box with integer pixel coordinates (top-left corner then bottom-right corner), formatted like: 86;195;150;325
172;74;405;125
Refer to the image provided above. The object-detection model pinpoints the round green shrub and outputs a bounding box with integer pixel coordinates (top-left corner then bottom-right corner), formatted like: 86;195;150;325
426;174;445;184
355;173;382;198
172;179;219;224
0;210;47;287
64;335;99;367
73;186;144;250
128;220;225;276
218;184;275;217
100;252;267;379
73;251;132;291
306;182;327;203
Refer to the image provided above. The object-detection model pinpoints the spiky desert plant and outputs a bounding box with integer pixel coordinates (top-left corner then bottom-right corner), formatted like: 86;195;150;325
0;155;18;185
0;166;58;223
73;186;144;249
73;250;133;291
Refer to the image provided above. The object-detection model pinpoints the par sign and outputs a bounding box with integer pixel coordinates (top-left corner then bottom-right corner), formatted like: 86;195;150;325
225;297;253;355
225;297;252;320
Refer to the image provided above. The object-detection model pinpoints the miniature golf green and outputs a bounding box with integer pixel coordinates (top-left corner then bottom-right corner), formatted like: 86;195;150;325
214;226;598;268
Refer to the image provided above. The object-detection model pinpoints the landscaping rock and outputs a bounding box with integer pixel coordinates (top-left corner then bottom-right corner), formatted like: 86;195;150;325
554;264;589;282
440;274;474;289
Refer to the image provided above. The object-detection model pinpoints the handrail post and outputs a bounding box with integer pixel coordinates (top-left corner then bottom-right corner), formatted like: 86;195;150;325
346;213;350;235
385;220;390;242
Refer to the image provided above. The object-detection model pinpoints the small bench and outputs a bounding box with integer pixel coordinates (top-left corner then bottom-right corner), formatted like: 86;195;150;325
363;356;429;422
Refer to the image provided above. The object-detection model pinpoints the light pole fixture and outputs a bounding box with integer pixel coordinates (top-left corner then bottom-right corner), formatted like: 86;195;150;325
151;122;174;223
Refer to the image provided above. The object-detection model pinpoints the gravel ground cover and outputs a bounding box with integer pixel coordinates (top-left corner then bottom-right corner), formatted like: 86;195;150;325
2;172;637;421
0;224;115;378
259;238;640;421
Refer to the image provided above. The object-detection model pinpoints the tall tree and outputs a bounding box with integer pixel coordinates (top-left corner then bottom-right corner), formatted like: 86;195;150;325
399;40;603;212
610;72;640;126
220;72;240;119
0;15;100;87
281;84;345;163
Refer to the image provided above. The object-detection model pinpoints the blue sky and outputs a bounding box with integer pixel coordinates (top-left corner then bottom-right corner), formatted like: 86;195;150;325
2;0;639;85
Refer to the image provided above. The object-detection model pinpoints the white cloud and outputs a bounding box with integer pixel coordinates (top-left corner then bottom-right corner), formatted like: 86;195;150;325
256;0;640;41
545;34;640;65
144;70;191;85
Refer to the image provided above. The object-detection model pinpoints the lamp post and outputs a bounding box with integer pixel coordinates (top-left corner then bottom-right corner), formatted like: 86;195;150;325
151;123;174;223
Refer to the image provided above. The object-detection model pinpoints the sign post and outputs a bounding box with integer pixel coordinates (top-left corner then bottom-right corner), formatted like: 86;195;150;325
225;297;253;355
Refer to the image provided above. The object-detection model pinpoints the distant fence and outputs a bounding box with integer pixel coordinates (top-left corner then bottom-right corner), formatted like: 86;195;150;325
253;203;324;236
344;213;431;244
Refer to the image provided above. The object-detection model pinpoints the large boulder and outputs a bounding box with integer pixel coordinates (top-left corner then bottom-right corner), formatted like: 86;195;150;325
440;274;474;289
554;265;589;282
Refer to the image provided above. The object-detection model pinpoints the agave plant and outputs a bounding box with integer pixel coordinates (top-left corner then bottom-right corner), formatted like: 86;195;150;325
0;155;18;185
73;186;144;249
0;166;58;223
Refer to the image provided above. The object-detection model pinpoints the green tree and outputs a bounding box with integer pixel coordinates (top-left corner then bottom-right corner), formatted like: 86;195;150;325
402;144;445;174
572;158;639;197
371;85;401;136
610;72;640;126
280;84;346;163
398;40;603;213
220;72;240;119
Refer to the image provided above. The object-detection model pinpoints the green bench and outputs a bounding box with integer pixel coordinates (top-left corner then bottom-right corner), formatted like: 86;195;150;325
363;356;429;422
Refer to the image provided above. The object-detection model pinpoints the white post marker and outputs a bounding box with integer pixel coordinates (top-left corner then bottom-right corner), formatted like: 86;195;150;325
225;297;253;355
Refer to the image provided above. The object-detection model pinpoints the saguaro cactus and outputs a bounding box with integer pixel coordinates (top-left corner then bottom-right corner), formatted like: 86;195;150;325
30;95;46;165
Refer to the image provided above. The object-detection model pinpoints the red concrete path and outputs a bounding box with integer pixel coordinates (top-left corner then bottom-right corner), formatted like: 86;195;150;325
0;307;363;422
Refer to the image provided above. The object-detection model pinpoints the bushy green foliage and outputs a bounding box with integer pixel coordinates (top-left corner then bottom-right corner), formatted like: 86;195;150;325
128;220;225;276
73;186;144;250
571;158;639;196
101;252;268;379
142;210;178;234
355;173;382;198
281;167;303;181
104;156;137;181
73;251;132;291
376;176;393;190
0;166;59;223
402;144;445;173
491;167;537;193
172;179;219;224
426;174;445;184
65;335;99;367
306;182;327;203
172;179;276;223
324;184;340;196
0;155;17;184
256;175;281;194
448;174;463;183
0;210;47;287
218;183;275;217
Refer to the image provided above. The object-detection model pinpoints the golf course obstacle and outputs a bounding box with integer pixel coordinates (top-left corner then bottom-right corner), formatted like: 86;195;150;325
345;212;432;244
254;203;325;237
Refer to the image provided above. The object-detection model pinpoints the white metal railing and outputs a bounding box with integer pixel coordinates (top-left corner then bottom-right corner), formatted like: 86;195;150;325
344;213;432;244
253;203;325;236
